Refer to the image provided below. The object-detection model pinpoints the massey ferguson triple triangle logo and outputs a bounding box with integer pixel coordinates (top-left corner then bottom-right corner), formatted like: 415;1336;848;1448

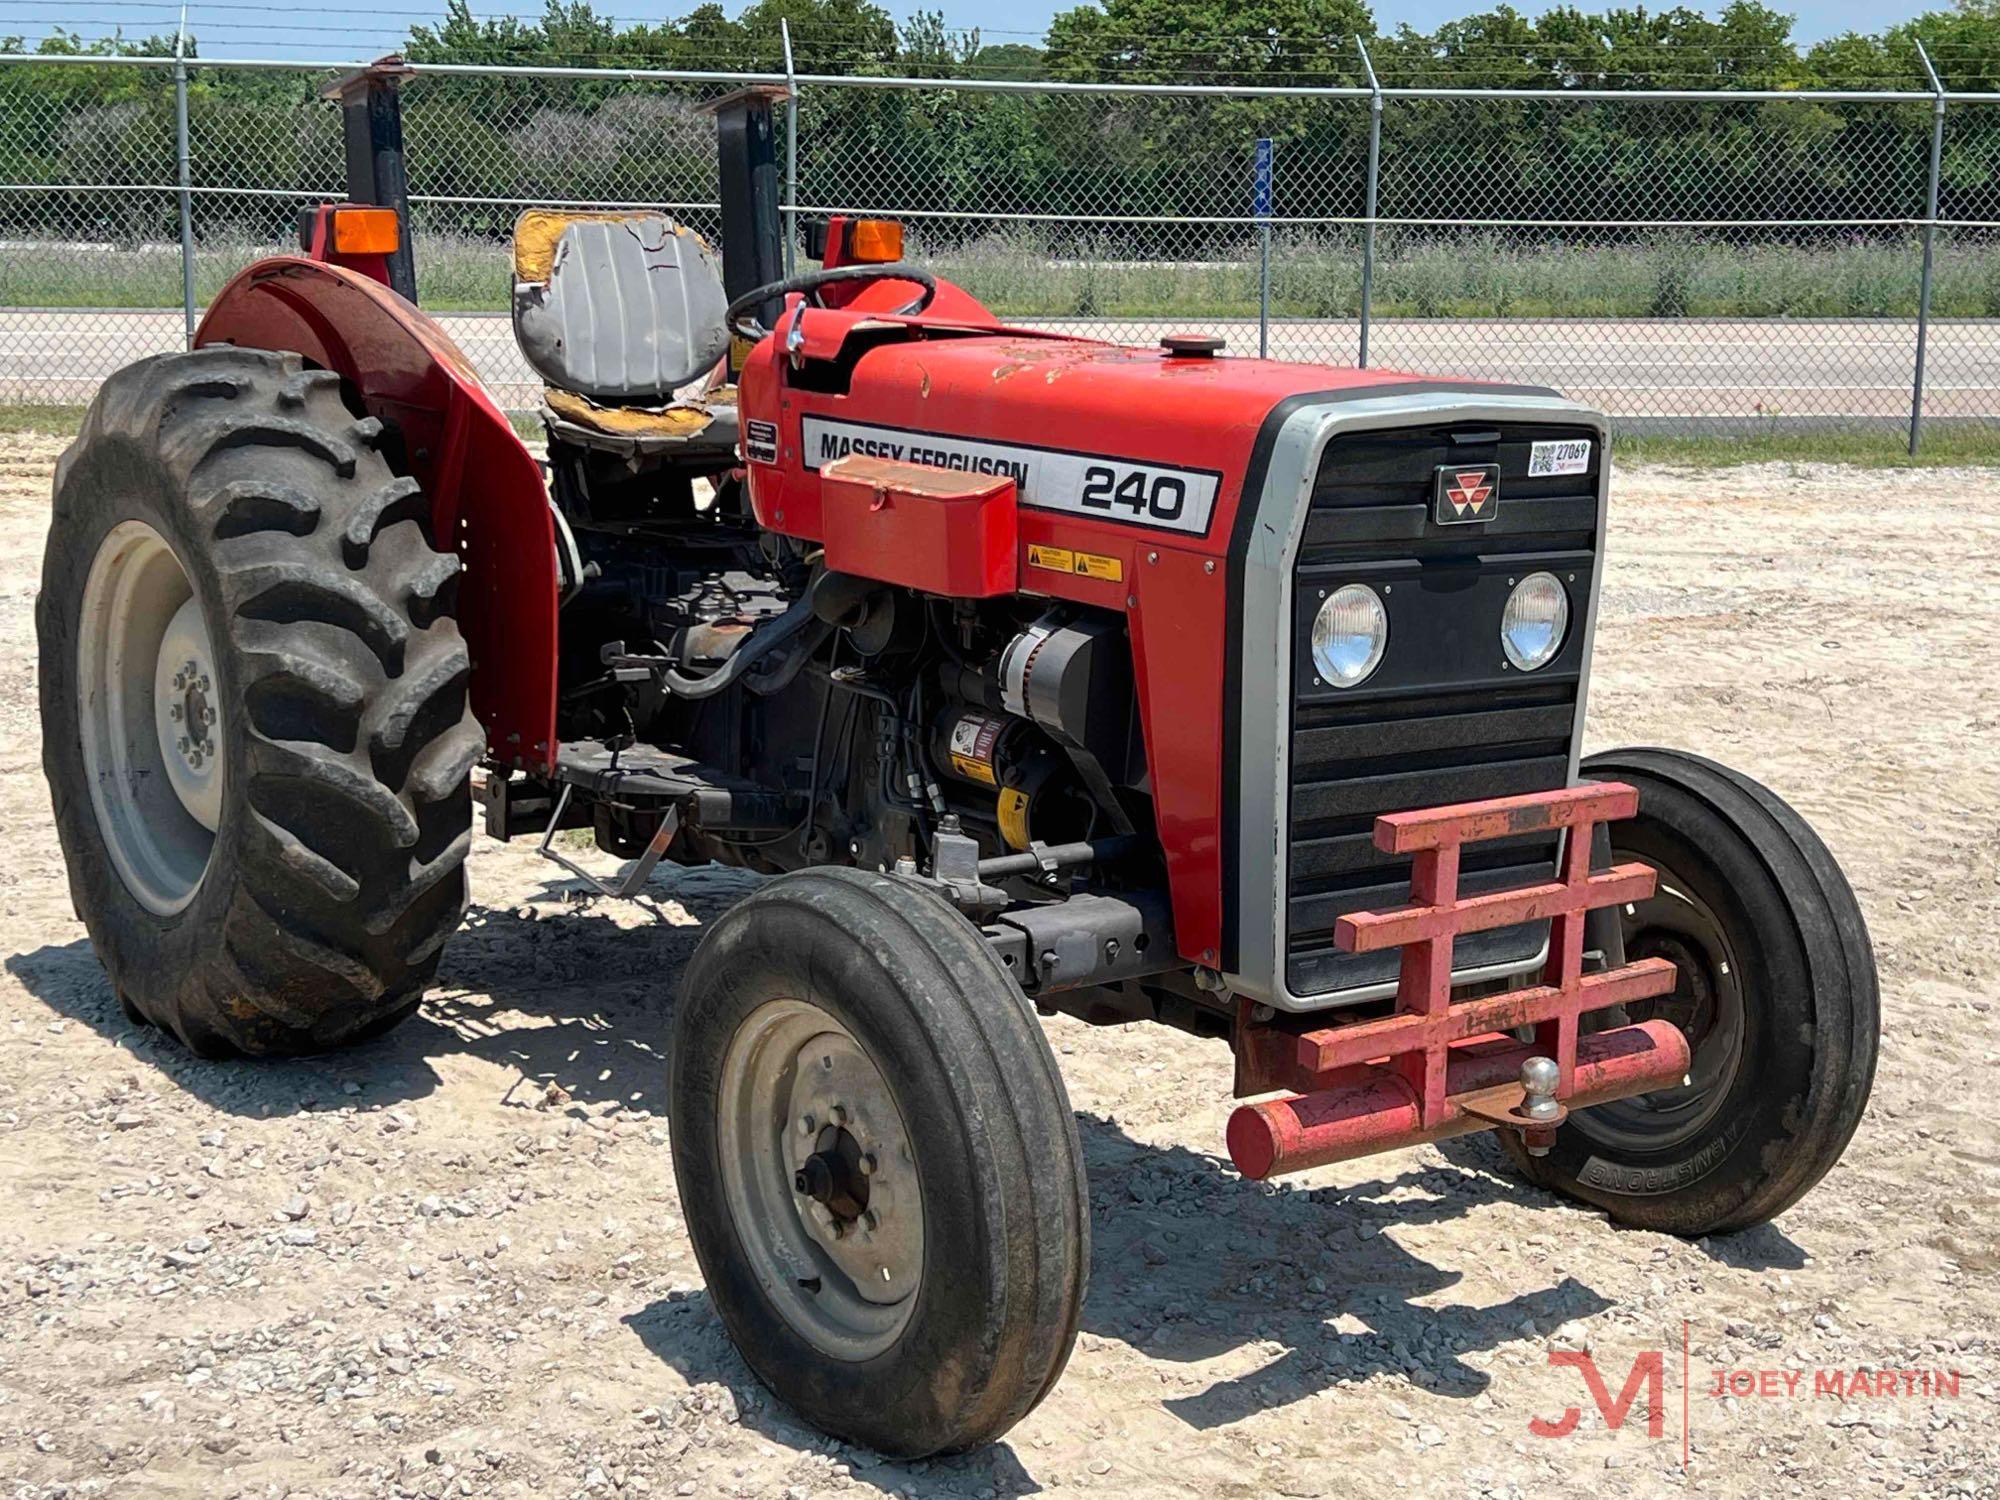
1434;463;1500;525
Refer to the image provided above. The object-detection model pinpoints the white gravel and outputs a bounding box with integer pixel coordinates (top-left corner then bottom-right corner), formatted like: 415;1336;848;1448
2;430;1996;1498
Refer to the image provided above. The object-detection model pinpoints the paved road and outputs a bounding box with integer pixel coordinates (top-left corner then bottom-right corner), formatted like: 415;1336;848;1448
4;308;1997;427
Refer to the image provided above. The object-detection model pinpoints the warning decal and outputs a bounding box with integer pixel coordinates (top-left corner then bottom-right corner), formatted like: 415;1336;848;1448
1028;543;1125;583
946;714;1002;785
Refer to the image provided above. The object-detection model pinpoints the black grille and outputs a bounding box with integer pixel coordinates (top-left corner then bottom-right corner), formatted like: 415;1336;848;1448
1284;421;1600;998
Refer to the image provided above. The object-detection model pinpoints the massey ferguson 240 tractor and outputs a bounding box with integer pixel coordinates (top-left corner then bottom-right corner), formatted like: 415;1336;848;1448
39;67;1878;1455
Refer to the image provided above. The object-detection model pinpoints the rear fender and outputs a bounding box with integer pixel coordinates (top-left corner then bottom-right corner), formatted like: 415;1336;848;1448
196;257;558;772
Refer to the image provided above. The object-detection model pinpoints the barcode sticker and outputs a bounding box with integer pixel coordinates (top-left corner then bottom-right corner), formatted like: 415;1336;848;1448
1528;438;1592;477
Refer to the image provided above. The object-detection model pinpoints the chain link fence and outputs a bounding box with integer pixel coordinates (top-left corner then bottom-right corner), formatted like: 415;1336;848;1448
3;49;1997;452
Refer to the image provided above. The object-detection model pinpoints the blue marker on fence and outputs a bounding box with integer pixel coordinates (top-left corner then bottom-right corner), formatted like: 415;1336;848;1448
1255;138;1273;357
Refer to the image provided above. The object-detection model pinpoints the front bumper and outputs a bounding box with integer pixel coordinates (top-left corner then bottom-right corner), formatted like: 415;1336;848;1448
1227;782;1691;1180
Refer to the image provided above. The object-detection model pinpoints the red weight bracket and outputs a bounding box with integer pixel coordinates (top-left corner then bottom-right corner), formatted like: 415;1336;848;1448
1228;782;1690;1180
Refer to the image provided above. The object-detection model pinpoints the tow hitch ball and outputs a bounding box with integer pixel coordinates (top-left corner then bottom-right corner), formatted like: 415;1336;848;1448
1517;1056;1564;1156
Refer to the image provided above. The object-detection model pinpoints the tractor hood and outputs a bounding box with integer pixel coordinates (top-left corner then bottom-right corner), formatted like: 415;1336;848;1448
739;315;1539;560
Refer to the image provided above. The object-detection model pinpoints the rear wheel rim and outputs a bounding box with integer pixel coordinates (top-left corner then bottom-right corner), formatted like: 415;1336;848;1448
76;520;221;916
716;998;923;1361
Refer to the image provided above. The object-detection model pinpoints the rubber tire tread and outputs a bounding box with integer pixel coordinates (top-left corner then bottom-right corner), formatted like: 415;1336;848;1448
668;866;1088;1458
1500;747;1878;1234
38;347;478;1055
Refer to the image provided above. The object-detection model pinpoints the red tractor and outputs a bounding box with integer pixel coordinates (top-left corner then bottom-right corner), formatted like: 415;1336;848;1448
38;68;1877;1456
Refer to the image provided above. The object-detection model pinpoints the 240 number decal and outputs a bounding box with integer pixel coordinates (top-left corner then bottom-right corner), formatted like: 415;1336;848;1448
796;416;1221;535
1081;465;1188;524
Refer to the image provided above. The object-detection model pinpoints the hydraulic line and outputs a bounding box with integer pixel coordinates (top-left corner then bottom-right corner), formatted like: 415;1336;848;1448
660;593;819;699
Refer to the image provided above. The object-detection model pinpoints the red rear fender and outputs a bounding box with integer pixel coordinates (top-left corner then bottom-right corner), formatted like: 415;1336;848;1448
195;257;558;772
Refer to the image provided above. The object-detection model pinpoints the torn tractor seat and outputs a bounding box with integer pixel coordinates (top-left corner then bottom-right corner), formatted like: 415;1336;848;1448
542;385;741;459
513;209;739;460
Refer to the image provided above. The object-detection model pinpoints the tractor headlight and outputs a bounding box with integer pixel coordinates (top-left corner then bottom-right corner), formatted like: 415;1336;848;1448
1501;572;1570;671
1310;584;1388;688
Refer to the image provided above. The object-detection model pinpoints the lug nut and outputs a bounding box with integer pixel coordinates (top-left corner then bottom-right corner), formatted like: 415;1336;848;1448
169;704;182;720
798;1113;815;1136
829;1104;847;1126
859;1153;877;1177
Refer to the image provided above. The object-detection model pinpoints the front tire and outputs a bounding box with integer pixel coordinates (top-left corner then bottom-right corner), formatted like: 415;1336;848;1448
669;867;1088;1457
38;347;482;1055
1502;748;1879;1235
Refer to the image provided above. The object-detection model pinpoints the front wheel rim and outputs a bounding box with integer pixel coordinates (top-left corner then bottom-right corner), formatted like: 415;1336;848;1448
716;998;924;1361
1572;853;1746;1151
76;520;222;915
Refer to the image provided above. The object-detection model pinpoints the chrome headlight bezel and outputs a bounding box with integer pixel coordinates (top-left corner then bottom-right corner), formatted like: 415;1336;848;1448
1309;583;1389;688
1500;571;1570;672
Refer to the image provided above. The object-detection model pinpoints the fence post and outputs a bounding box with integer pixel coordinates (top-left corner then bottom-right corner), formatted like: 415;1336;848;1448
781;19;798;276
173;7;196;348
1254;137;1273;357
1909;40;1946;456
1356;37;1382;370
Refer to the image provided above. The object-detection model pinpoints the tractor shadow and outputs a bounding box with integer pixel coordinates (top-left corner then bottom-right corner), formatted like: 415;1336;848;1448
614;1123;1635;1482
2;860;761;1121
9;861;1804;1465
1073;1124;1612;1431
1064;1119;1802;1433
620;1289;1044;1498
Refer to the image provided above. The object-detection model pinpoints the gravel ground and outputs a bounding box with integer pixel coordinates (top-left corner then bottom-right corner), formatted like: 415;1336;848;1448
2;429;1996;1500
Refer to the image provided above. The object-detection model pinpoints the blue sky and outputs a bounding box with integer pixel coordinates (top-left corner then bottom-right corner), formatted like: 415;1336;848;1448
0;0;1948;59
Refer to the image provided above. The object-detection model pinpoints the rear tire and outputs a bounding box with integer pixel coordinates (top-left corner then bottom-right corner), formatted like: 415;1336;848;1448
669;867;1088;1457
1501;748;1878;1235
38;347;482;1055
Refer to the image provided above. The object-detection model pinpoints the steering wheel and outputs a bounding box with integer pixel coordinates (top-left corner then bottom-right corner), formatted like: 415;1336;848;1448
725;262;938;343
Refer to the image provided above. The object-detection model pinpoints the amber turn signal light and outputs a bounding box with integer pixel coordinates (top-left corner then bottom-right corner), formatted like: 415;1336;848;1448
845;218;904;263
330;206;401;255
